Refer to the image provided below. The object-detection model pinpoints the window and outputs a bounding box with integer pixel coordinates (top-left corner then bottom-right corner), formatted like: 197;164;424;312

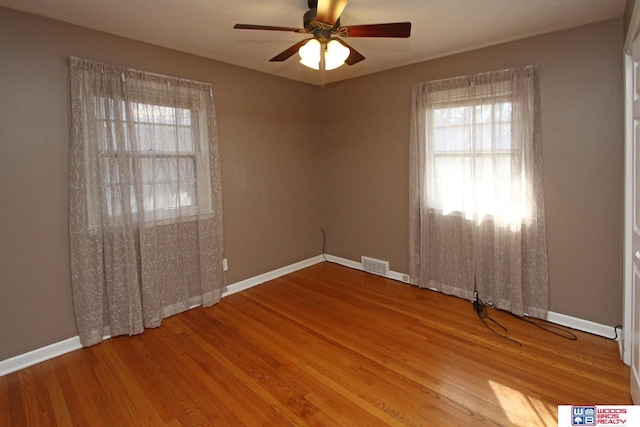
69;58;225;346
97;98;211;222
422;75;535;228
409;66;549;318
87;78;214;226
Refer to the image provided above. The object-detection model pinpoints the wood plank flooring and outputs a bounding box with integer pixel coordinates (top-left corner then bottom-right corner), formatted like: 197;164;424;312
1;262;631;426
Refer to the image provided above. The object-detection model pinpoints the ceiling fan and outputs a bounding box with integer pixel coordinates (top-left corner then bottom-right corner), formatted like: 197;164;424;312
234;0;411;70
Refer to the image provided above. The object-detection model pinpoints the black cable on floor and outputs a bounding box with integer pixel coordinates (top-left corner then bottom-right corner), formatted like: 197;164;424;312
473;281;578;343
507;312;578;341
473;290;522;346
613;325;620;341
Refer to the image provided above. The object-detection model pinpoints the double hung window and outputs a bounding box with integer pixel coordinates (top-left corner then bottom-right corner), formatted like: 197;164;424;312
409;66;549;318
423;76;534;228
69;58;224;347
88;78;214;226
96;97;211;222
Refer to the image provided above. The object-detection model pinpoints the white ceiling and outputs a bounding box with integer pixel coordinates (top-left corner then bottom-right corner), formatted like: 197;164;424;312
0;0;626;86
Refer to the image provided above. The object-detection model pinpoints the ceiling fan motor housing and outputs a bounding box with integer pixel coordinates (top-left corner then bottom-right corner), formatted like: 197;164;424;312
303;8;317;30
304;5;340;40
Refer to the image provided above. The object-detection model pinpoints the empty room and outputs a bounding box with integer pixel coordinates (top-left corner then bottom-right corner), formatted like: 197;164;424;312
0;0;638;425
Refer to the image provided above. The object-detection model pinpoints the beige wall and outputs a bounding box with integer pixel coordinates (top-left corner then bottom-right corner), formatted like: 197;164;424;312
322;19;624;327
625;0;636;40
0;6;625;362
0;7;323;361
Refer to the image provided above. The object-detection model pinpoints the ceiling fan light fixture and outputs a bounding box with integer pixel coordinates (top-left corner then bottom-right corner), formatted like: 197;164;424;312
235;0;411;69
299;38;350;71
299;39;321;70
324;39;350;70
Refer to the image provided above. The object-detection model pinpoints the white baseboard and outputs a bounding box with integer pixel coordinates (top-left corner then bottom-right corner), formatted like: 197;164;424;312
0;255;325;377
222;255;325;297
0;336;82;377
546;311;618;340
326;254;412;283
325;254;619;340
0;253;618;376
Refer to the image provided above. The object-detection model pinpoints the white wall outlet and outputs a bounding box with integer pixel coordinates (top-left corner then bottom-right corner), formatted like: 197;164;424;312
223;258;228;271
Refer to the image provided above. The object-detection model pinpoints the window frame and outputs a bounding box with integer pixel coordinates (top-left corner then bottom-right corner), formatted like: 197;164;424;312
90;87;213;226
423;90;530;224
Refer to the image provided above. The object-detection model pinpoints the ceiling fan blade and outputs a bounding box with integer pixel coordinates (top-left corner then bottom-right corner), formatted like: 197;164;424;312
316;0;349;26
334;38;365;66
234;23;308;33
270;39;311;62
339;22;411;38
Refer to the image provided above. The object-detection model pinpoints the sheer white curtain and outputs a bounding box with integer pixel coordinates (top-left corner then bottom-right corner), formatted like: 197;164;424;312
409;66;549;318
68;57;224;346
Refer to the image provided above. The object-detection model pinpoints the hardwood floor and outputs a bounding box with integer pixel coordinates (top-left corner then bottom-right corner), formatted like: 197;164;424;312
1;262;631;426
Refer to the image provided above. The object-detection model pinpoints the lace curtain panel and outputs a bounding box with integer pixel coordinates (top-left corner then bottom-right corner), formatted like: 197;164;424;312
68;57;224;346
409;65;549;318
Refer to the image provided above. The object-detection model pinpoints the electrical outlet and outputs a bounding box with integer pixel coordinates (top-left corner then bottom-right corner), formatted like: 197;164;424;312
223;258;228;271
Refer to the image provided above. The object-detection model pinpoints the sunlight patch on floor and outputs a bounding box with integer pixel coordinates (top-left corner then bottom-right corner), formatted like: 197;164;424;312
489;380;557;426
